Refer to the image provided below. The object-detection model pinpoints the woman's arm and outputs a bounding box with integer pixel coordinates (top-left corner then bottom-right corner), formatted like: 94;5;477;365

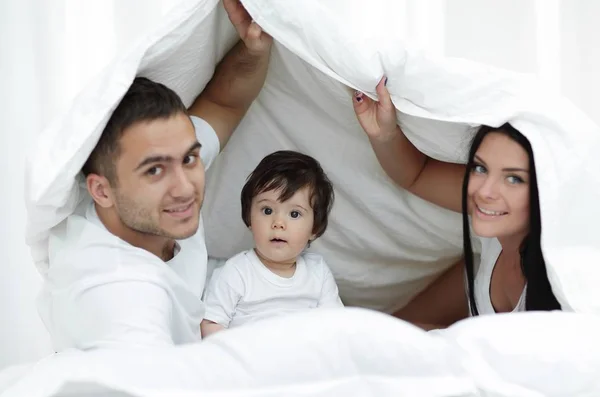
353;78;465;213
394;258;469;328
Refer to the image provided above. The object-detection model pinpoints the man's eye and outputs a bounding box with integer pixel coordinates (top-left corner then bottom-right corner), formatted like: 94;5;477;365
147;166;163;176
184;154;197;165
262;207;273;215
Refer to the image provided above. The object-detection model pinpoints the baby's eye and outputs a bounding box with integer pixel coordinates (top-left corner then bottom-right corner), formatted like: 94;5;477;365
290;211;301;219
262;207;273;215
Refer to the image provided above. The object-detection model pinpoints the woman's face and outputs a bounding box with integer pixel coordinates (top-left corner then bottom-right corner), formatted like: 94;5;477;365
467;132;531;240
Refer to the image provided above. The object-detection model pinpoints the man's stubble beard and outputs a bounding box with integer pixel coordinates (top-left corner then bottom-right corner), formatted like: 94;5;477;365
113;190;201;240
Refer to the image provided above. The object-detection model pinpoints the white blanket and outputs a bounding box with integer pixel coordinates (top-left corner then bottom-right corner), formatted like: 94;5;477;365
2;309;600;396
16;0;600;394
26;0;600;314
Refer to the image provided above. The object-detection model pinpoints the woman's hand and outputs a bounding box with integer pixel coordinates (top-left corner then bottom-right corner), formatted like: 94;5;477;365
353;76;399;143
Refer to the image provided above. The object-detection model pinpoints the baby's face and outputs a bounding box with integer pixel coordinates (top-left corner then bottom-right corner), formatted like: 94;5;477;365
249;187;316;266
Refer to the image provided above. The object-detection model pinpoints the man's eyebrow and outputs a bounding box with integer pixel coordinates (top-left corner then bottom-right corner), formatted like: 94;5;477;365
134;155;173;171
187;141;202;153
134;141;201;171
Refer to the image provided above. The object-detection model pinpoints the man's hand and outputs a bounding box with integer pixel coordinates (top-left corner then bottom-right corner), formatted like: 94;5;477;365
188;0;273;150
223;0;272;55
353;76;399;143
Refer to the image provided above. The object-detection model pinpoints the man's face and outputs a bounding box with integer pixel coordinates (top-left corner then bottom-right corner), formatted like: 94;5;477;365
111;112;205;240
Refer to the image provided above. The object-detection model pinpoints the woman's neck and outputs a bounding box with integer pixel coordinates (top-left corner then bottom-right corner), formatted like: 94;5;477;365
497;232;528;271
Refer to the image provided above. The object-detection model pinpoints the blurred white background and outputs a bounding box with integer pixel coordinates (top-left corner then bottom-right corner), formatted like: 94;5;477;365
1;0;599;370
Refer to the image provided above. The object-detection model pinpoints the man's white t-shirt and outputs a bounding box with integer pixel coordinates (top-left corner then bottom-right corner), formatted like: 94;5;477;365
472;237;527;315
38;116;220;351
203;249;344;328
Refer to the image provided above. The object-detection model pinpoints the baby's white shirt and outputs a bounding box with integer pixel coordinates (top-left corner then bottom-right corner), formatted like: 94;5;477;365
203;249;343;328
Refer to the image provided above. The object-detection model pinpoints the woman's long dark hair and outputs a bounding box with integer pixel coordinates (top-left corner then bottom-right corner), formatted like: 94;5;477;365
462;123;561;315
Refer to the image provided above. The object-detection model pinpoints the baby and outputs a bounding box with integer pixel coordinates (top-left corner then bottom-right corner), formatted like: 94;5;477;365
201;150;343;337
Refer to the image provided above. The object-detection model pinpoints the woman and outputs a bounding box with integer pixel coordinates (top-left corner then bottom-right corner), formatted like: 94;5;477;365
353;78;561;327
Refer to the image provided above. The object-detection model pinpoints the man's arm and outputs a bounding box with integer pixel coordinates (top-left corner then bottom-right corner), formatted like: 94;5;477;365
201;264;243;338
188;0;272;150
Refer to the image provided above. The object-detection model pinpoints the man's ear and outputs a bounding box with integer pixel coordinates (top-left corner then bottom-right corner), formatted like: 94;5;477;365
86;174;115;208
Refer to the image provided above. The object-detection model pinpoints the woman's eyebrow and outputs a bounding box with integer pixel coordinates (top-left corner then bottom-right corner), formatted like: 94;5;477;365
474;155;528;172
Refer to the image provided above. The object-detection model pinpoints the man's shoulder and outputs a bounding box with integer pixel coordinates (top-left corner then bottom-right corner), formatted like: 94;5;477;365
47;201;165;289
190;115;220;170
50;200;129;258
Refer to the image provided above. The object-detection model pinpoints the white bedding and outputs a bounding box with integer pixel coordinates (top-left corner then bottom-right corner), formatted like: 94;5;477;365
2;309;600;396
25;0;600;315
17;0;600;395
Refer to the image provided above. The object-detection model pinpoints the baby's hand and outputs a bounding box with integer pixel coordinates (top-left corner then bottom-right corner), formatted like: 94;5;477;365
352;76;399;143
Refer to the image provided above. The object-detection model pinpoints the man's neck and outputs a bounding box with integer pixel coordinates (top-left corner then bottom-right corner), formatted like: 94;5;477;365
95;203;175;261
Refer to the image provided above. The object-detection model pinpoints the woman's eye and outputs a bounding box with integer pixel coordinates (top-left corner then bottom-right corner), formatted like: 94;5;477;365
262;207;273;215
507;175;524;184
472;164;486;174
290;211;301;219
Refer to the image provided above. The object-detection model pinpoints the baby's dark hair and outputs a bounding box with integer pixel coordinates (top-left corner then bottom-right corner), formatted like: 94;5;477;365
241;150;335;239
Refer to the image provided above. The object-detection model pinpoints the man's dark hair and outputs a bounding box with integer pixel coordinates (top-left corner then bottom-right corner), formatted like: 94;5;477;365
241;150;335;239
81;77;188;183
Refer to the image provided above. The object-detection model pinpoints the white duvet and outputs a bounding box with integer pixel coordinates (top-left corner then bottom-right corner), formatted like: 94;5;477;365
14;0;600;395
3;309;600;397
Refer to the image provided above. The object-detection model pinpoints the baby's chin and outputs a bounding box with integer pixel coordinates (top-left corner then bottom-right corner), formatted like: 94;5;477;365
260;250;303;264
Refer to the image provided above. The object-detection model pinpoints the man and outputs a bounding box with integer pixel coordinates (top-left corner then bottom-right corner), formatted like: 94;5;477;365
39;0;272;351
